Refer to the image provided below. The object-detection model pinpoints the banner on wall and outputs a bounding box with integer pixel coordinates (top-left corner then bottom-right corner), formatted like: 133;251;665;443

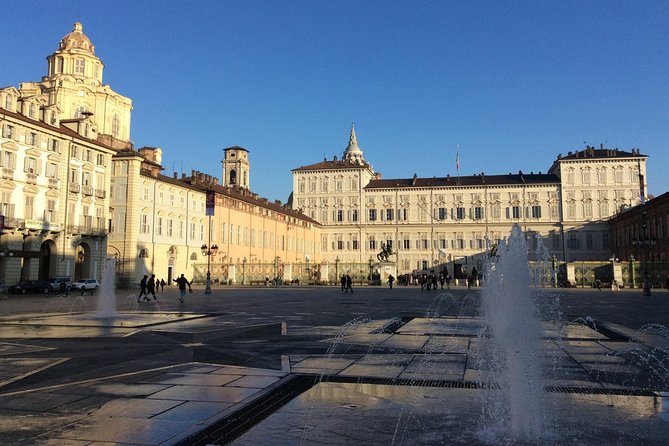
206;190;215;216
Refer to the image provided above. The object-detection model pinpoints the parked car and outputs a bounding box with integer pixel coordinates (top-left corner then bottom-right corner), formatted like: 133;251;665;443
9;280;52;294
48;277;72;292
71;279;100;292
0;282;8;295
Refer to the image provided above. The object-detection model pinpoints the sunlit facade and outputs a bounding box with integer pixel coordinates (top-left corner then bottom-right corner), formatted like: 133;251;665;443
292;127;648;274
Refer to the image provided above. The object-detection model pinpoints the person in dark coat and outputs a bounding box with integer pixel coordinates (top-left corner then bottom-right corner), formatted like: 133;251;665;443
159;278;165;291
344;274;353;293
137;275;149;302
147;274;157;300
173;274;191;303
340;275;346;293
388;274;395;289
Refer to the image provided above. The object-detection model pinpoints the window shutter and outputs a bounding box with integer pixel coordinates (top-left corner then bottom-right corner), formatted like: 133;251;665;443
36;160;42;175
505;207;510;219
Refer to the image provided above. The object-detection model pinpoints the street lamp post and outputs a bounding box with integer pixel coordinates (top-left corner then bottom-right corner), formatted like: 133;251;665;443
305;255;310;285
335;256;339;285
632;211;657;296
629;255;636;289
551;255;558;288
368;257;373;285
200;243;218;295
242;257;247;285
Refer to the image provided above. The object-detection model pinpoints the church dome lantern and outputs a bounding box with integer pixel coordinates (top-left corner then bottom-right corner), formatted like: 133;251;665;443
58;22;96;54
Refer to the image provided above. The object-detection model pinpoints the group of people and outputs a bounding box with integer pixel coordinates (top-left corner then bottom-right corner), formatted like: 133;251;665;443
418;270;452;291
340;274;354;293
138;274;191;303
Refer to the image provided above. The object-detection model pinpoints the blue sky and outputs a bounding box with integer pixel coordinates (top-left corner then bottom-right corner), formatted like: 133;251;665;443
2;1;667;202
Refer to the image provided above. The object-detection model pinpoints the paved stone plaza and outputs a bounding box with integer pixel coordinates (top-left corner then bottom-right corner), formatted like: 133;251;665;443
0;284;668;445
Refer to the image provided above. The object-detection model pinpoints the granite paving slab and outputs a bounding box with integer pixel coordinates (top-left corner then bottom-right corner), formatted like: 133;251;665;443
142;372;242;386
229;375;282;388
151;400;233;421
378;334;428;350
93;397;182;417
147;384;259;403
49;416;194;444
338;364;404;378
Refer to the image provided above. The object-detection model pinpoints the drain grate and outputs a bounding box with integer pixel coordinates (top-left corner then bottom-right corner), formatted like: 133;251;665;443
545;386;655;396
322;376;657;396
175;374;315;446
320;375;496;389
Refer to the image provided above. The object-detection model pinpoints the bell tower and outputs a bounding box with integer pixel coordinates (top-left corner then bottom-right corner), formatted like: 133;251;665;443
222;146;250;189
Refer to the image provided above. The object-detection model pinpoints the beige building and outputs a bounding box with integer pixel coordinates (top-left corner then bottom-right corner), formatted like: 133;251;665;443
109;145;321;288
0;23;124;285
292;126;648;276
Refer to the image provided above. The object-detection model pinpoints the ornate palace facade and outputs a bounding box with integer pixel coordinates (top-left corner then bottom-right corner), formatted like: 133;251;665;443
291;126;648;275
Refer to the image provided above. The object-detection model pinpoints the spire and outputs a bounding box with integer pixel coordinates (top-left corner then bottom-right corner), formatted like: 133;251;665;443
343;123;365;165
349;124;358;147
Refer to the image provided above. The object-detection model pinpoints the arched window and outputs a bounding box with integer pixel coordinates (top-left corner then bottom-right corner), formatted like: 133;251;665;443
138;249;149;258
112;114;120;137
57;56;64;73
229;169;237;185
74;106;87;119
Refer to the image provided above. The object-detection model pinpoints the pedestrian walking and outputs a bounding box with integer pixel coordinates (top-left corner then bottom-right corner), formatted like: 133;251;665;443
344;274;353;293
147;274;157;300
173;274;191;303
58;280;68;297
340;275;346;293
160;279;165;291
137;275;149;302
388;274;395;289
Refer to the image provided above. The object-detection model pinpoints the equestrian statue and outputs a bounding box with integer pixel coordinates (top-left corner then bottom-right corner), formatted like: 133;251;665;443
377;242;395;262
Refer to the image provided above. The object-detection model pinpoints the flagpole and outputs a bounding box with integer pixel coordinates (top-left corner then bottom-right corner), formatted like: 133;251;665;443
456;144;460;185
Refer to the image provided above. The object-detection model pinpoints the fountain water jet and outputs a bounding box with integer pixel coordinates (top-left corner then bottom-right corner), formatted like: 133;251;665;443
479;224;547;442
97;258;117;319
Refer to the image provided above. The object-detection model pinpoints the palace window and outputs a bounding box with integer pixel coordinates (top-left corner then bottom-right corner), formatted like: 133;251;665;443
456;207;465;220
112;114;120;138
75;58;85;75
369;209;377;221
351;209;358;222
45;199;57;221
474;207;484;219
531;205;541;218
438;207;447;220
140;215;149;234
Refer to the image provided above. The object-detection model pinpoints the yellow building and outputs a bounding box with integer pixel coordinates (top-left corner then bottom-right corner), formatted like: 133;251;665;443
292;126;648;277
0;23;124;285
109;145;321;288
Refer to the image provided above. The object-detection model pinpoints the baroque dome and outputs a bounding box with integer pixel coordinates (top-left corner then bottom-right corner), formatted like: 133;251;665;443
58;22;95;54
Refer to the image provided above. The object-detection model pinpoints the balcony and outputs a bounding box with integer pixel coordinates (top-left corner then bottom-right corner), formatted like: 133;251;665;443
95;188;106;199
82;185;94;196
48;178;60;189
68;182;81;193
25;172;38;185
1;167;14;180
67;225;108;237
3;217;25;229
